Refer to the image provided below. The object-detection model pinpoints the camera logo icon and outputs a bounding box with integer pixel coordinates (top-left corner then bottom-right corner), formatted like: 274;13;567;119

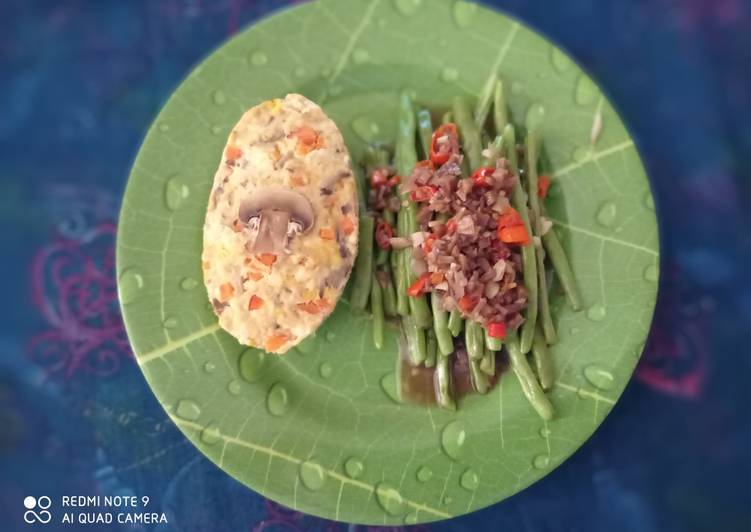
24;496;52;524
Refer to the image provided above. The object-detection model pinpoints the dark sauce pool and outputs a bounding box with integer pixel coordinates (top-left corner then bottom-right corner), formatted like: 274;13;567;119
399;342;509;406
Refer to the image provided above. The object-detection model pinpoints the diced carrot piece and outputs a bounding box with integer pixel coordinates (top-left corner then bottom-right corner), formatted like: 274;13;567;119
219;283;234;301
232;219;243;232
266;332;291;352
407;273;430;297
290;174;307;187
202;260;211;270
459;295;476;312
248;295;264;310
270;145;281;162
248;271;264;281
430;271;445;284
499;225;530;246
319;227;336;240
290;126;322;154
498;207;523;229
297;301;322;314
257;253;277;266
226;146;242;161
340;215;355;236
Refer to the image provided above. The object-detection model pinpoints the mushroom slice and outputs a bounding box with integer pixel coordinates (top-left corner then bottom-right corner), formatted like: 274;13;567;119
239;188;315;254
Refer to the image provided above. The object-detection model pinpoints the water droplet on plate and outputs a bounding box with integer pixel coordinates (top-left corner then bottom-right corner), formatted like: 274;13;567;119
180;277;198;290
576;387;589;399
645;193;655;211
416;466;433;482
212;90;227;105
239;349;266;382
164;175;190;211
299;460;326;490
227;380;242;396
586;304;606;322
203;361;215;373
325;331;336;342
442;495;452;506
344;457;364;479
539;426;551;438
404;512;419;525
211;125;222;135
452;0;478;28
351;116;380;143
158;122;170;132
119;268;144;305
574;74;599;106
583;364;615;390
644;263;659;282
572;146;589;163
596;201;617;227
250;51;268;66
200;423;221;445
353;48;370;64
375;482;407;515
320;66;332;78
440;420;466;460
162;316;178;329
533;454;550;469
295;335;316;355
550;47;572;72
569;327;580;336
459;468;479;490
441;67;459;82
525;102;546;131
510;81;524;95
293;65;307;78
267;383;289;416
319;362;333;379
380;372;401;403
393;0;422;17
175;399;201;421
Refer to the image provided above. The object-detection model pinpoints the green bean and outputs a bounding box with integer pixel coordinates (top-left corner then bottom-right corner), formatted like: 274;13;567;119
536;245;557;343
353;163;368;214
532;326;554;391
435;354;456;410
378;268;398;318
493;79;508;134
469;357;489;394
393;209;410;316
417;108;434;160
503;124;537;354
480;346;496;376
395;92;418;180
507;334;554;420
485;328;503;352
442;111;453;124
395;93;432;329
371;273;384;350
448;309;464;337
465;320;484;361
475;72;498;129
524;131;557;343
453;95;484;171
425;328;437;368
349;215;374;310
542;229;583;311
431;293;455;356
402;315;426;366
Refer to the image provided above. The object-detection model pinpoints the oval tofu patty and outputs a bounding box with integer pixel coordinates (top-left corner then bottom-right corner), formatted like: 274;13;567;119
202;94;358;354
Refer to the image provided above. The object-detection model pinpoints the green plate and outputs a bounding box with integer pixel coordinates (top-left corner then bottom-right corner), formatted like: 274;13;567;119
117;0;659;525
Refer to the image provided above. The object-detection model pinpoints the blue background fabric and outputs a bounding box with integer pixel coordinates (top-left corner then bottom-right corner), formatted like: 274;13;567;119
1;0;750;530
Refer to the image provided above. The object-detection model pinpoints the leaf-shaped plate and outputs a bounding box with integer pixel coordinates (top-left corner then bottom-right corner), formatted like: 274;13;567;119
117;0;659;525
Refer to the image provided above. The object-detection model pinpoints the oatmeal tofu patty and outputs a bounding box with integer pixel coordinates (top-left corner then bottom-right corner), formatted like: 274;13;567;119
202;94;358;354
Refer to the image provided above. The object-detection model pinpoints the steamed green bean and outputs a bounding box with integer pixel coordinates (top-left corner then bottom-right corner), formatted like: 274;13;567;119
371;273;384;349
350;215;374;310
508;334;554;420
435;355;456;410
532;326;554;391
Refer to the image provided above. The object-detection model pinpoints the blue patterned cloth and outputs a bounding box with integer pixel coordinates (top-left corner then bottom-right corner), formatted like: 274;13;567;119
1;1;750;530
